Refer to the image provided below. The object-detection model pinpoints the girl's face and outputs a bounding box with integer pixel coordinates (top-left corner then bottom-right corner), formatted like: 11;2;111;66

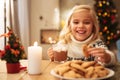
70;10;93;41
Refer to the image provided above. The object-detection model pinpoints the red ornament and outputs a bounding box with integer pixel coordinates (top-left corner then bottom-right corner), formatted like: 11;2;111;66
111;15;115;20
114;35;117;39
14;43;19;48
5;45;11;50
103;20;107;24
0;50;5;58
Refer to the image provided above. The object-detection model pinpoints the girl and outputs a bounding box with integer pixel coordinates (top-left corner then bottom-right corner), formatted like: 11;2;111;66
47;5;116;66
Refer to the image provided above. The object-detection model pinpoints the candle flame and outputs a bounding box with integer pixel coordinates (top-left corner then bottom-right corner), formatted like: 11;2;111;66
34;41;38;46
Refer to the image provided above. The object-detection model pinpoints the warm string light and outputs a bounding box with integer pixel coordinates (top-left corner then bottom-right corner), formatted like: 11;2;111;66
48;37;57;44
95;0;120;46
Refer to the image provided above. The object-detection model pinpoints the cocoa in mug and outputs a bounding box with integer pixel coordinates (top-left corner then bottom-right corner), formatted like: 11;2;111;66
53;44;68;62
54;51;67;62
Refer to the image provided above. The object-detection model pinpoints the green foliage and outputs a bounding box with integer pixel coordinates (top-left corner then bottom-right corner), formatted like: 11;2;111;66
0;27;26;63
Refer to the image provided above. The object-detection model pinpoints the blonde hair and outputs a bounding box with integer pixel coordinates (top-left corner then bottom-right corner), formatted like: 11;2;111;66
59;5;100;44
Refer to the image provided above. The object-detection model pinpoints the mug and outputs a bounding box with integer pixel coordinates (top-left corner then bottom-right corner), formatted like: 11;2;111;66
52;44;68;63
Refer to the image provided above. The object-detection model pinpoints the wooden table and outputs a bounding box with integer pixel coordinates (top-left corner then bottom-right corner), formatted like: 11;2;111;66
20;60;60;80
0;59;120;80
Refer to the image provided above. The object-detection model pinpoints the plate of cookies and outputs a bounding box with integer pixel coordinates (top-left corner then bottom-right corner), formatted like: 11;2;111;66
50;60;114;80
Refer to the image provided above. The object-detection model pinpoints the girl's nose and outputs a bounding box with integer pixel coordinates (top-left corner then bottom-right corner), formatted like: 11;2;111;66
78;22;84;28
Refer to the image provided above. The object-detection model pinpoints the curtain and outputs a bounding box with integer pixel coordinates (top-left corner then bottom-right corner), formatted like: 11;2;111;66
0;0;5;49
17;0;30;54
5;0;30;54
6;0;20;37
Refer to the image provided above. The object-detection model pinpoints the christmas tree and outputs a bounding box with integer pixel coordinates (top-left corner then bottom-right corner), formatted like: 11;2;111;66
0;27;26;63
94;0;120;47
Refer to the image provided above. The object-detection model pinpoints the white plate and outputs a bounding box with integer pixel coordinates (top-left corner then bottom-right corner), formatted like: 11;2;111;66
50;68;114;80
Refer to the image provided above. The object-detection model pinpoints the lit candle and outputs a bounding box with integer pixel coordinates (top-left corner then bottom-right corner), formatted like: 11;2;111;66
28;41;42;74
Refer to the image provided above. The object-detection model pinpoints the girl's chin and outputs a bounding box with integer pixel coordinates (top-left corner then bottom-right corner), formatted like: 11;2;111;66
75;37;86;41
77;38;86;41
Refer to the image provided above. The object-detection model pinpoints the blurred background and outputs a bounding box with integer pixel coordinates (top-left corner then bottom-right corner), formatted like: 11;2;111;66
0;0;120;60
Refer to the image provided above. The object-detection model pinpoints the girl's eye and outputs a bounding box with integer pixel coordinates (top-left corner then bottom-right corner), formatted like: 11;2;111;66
73;21;79;24
84;21;91;24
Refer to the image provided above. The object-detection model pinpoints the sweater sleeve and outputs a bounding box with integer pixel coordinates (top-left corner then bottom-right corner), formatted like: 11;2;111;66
97;49;117;66
89;39;117;66
104;49;116;66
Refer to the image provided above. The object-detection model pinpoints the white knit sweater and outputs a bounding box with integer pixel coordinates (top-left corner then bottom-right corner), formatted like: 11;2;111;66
58;35;116;66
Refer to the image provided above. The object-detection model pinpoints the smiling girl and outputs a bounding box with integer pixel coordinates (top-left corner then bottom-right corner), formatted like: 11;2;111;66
47;5;116;66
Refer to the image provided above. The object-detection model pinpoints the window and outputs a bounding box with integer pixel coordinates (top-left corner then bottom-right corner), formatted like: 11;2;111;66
0;0;5;49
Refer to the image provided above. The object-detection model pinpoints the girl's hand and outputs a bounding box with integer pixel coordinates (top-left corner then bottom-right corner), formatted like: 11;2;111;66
87;47;111;63
47;47;54;61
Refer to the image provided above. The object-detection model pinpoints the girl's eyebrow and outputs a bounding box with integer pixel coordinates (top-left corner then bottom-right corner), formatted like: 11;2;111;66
83;18;92;20
84;19;91;21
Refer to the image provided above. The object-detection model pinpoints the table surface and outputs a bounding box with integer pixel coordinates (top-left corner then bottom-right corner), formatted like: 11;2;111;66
0;59;120;80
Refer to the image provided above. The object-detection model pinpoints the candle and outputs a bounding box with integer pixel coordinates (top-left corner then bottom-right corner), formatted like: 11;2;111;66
28;41;42;74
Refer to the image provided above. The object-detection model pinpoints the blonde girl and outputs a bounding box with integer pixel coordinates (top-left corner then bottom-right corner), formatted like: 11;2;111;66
47;5;116;66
